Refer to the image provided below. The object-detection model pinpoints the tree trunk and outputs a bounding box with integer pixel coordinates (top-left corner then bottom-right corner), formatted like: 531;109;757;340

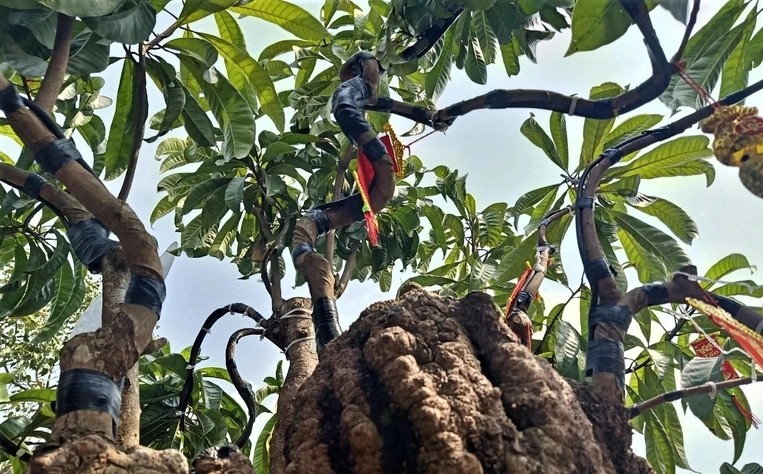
279;289;652;474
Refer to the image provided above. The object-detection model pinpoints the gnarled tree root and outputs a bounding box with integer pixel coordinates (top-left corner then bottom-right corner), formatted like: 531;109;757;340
282;290;652;474
26;435;187;473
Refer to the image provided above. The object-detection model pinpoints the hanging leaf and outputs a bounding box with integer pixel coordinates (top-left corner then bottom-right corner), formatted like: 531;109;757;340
520;114;564;170
82;0;156;44
549;112;568;169
464;37;488;84
232;0;330;41
580;82;622;166
566;0;634;55
424;30;453;100
38;0;125;17
610;136;712;179
177;0;238;25
626;196;698;245
104;59;136;179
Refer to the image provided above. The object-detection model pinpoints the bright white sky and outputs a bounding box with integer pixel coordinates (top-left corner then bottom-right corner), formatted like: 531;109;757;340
82;1;763;471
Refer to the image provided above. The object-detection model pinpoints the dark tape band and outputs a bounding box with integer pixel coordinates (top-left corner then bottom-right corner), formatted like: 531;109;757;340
36;138;81;175
601;147;625;164
332;76;372;111
67;219;120;273
663;390;683;402
589;304;633;335
410;106;432;124
305;208;331;235
124;275;166;317
576;196;594;210
584;339;625;388
0;86;23;114
291;242;316;262
346;51;382;76
715;295;742;316
313;297;341;351
334;106;373;141
362;137;387;162
316;194;365;222
22;173;47;198
584;258;611;284
515;291;534;311
366;97;393;111
642;283;669;306
56;369;122;422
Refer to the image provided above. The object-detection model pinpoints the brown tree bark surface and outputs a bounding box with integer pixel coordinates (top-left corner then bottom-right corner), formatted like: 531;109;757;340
281;289;652;474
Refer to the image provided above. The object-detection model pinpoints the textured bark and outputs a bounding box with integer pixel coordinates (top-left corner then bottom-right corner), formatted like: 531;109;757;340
192;445;253;474
281;290;650;474
270;297;318;474
26;435;187;474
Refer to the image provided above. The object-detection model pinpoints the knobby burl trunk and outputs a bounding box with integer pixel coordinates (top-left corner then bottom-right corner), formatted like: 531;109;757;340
280;289;652;474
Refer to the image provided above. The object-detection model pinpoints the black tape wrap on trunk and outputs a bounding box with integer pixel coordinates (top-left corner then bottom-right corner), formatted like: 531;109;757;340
315;194;365;221
332;76;373;140
55;369;123;428
585;304;632;389
22;174;47;198
642;283;669;306
291;242;316;262
36;138;81;175
67;219;120;273
584;258;613;285
515;291;534;311
124;275;166;318
313;297;341;351
362;137;387;162
0;86;23;113
305;208;331;235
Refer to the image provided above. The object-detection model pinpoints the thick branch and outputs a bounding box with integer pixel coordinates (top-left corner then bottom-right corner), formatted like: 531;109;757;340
398;7;463;61
436;0;673;122
629;377;755;418
324;144;355;264
226;327;263;447
34;14;74;113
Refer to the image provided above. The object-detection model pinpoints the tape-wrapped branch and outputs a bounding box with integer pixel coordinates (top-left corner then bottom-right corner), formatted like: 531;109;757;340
55;369;123;425
66;219;120;273
124;275;166;319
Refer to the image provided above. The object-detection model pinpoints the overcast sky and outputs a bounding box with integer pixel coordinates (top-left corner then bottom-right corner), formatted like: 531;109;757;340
72;1;763;471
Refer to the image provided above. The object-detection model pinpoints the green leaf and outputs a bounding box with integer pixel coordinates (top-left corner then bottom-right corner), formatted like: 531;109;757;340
82;0;156;44
580;82;622;165
39;0;125;17
183;178;230;213
183;59;255;161
224;176;246;212
626;196;698;245
520;114;563;170
499;40;521;77
145;58;186;143
425;30;453;100
180;84;216;147
618;225;667;283
602;114;663;151
655;0;689;24
703;254;755;289
659;0;746;110
104;59;136;180
473;11;497;64
479;202;507;247
549;112;568;169
566;0;634;55
209;213;241;259
643;412;676;474
177;0;238;24
719;9;756;99
464;38;488;85
66;29;110;75
232;0;330;41
151;194;180;224
554;320;581;378
253;414;277;473
609;209;691;274
165;38;219;68
199;33;285;131
611;136;712;179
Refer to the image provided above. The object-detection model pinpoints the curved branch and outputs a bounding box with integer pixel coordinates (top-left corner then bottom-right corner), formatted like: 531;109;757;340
397;7;463;61
335;240;360;299
226;327;264;447
177;304;267;431
324;144;355;264
436;0;673;122
34;14;74;113
629;377;755;419
117;50;148;202
672;0;701;63
576;76;763;402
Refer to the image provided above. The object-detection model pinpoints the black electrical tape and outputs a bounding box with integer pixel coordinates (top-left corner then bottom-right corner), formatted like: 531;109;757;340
56;369;122;422
316;194;365;222
313;297;342;351
642;283;669;306
576;196;595;210
35;138;81;175
345;50;385;76
67;219;120;273
584;258;611;284
715;295;742;316
515;291;534;310
589;304;633;334
663;390;684;402
584;339;625;387
362;137;388;162
410;106;433;125
291;242;316;262
305;208;331;235
365;97;393;111
0;86;23;114
124;275;166;317
21;173;46;198
601;147;625;164
334;105;374;141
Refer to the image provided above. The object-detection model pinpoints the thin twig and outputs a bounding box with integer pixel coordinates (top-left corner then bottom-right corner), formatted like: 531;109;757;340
117;50;148;201
534;277;584;355
324;144;355;264
672;0;701;63
335;241;361;298
145;18;181;51
34;14;74;113
629;377;756;418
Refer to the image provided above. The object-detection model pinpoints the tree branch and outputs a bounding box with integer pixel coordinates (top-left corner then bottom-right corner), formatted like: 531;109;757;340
576;75;763;403
435;0;673;122
226;327;264;447
672;0;701;62
335;240;360;298
629;377;755;418
397;7;463;61
34;14;74;113
117;50;148;202
324;144;355;264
